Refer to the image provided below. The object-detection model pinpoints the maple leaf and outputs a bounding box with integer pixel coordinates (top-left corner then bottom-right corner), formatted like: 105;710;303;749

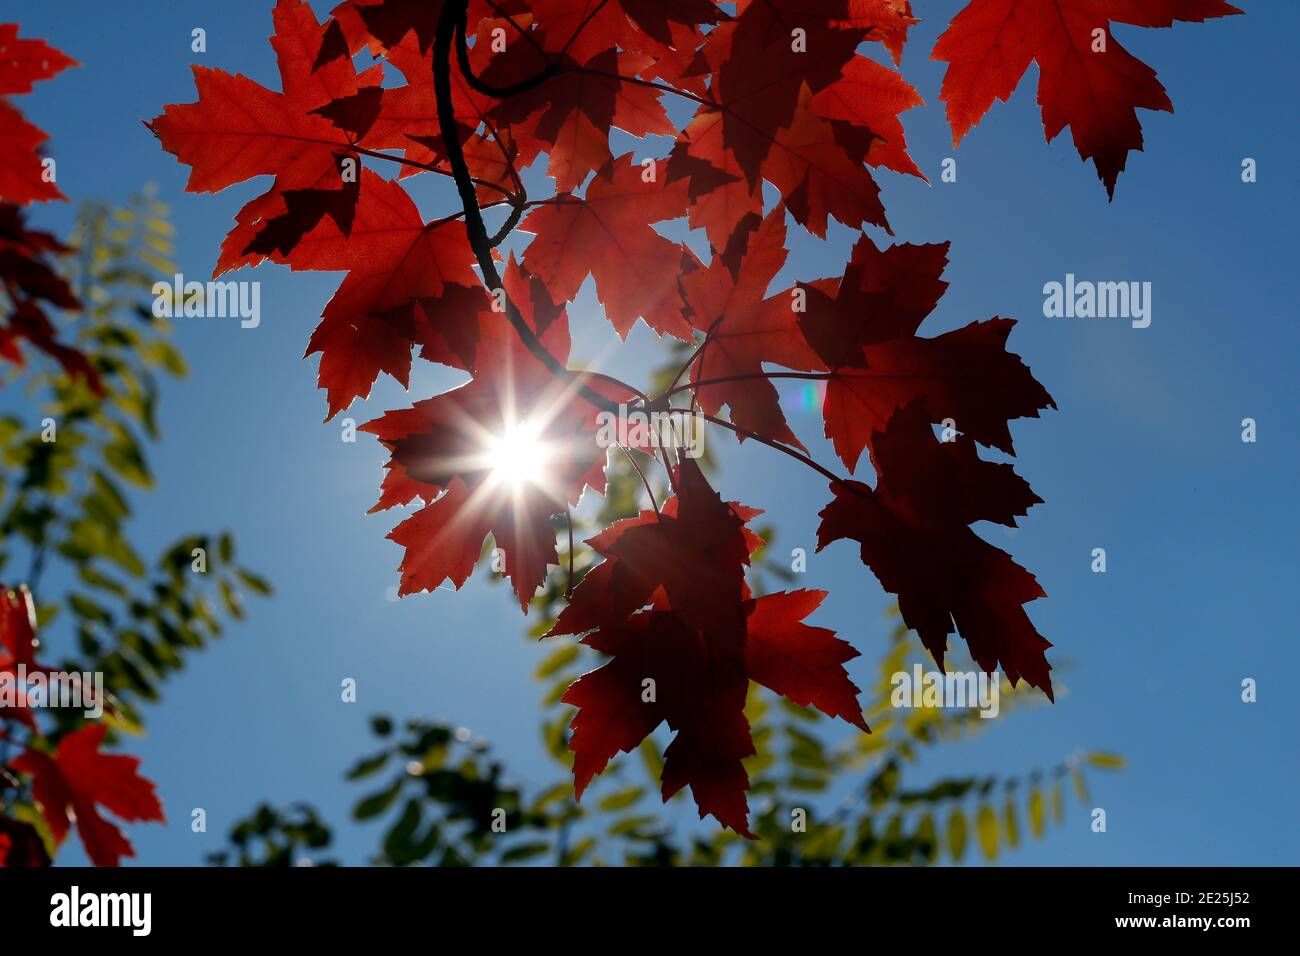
808;53;926;180
710;3;868;185
0;23;77;205
667;107;762;255
0;205;77;311
551;458;756;639
149;0;383;271
150;0;380;195
834;1;918;65
361;27;523;199
362;260;633;609
932;0;1243;196
240;171;362;259
563;607;755;834
818;403;1052;696
0;23;76;96
0;585;40;671
282;170;481;418
553;460;866;834
682;205;822;450
10;724;165;867
521;154;693;340
348;0;448;53
487;48;674;192
796;233;1054;472
616;0;722;47
673;8;914;246
758;84;888;239
743;588;869;730
348;8;551;195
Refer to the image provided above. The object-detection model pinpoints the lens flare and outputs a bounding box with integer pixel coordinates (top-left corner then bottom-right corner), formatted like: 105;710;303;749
486;421;550;488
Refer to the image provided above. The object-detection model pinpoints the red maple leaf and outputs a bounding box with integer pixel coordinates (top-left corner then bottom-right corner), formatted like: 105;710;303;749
932;0;1242;196
710;3;872;184
10;724;165;867
553;460;865;835
0;23;77;205
362;260;636;608
834;1;918;65
682;205;822;450
818;403;1052;696
796;234;1054;472
359;26;524;199
521;154;692;340
670;7;919;248
808;53;926;181
0;206;98;393
487;48;674;192
290;170;482;417
149;0;383;272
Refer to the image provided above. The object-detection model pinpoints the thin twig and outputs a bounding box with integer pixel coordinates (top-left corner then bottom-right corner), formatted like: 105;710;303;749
348;142;515;198
481;0;548;59
455;19;556;98
664;370;958;401
488;201;525;246
558;0;611;59
617;443;661;518
691;411;856;490
564;505;575;598
660;318;724;402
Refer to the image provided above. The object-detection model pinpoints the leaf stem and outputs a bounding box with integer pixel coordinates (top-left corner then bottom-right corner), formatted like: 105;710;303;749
564;505;575;599
617;443;661;518
663;370;958;402
691;411;855;490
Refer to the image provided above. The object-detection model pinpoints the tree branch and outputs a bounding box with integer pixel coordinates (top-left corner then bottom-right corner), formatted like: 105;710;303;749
488;199;525;247
347;141;515;198
455;19;556;98
434;0;626;414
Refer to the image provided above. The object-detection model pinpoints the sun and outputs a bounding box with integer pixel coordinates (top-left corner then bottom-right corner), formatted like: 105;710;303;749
485;421;551;488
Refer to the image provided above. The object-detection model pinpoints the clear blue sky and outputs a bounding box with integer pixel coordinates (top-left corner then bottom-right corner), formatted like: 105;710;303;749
12;1;1296;865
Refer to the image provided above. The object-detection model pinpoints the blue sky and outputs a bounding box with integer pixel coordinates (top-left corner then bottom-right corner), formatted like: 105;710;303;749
11;1;1297;865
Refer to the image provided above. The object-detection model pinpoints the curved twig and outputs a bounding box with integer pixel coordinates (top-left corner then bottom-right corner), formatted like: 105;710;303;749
434;0;626;413
455;18;556;98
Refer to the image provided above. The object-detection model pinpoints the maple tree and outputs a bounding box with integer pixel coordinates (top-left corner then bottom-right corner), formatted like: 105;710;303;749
147;0;1236;837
